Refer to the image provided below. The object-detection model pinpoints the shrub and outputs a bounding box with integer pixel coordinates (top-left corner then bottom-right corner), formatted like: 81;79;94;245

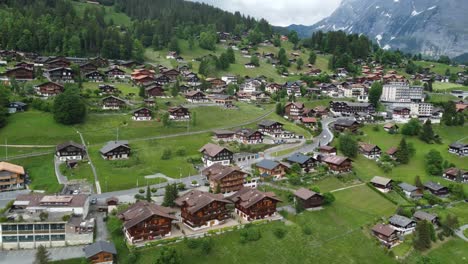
151;188;157;193
185;238;200;249
200;239;213;254
239;227;261;243
138;189;145;194
273;227;287;239
161;149;172;160
176;147;187;156
302;226;312;235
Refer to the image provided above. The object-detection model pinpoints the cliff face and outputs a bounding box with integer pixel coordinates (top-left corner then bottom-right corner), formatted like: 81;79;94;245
292;0;468;57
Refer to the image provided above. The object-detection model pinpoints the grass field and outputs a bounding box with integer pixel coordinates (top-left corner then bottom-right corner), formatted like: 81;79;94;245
405;238;468;264
428;93;459;103
414;61;464;76
348;125;468;191
132;185;397;264
11;154;62;193
71;1;133;27
432;82;468;91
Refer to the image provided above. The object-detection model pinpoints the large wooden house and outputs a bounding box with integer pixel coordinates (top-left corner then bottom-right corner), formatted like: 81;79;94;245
102;96;126;110
202;163;247;193
199;143;233;166
213;130;235;141
98;84;120;95
83;241;117;264
234;129;263;144
443;168;468;183
168;106;190;121
5;67;34;80
0;162;25;192
372;224;400;248
423;181;449;197
319;146;337;156
46;57;71;69
55;141;86;162
100;141;131;160
333;119;360;133
229;187;281;221
329;101;375;114
79;62;98;74
322;156;352;173
286;153;316;172
257;120;284;135
448;142;468;157
145;85;164;97
45;67;74;83
84;71;105;82
370;176;393;192
185;91;208;103
358;142;382;159
105;67;126;79
389;215;416;234
118;201;177;244
175;190;232;230
294;188;324;209
284;102;304;120
35;82;64;97
132;108;152;121
255;159;288;179
161;69;180;81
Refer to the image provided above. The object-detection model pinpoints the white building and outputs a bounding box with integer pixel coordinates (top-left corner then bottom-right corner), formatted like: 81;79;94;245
381;82;424;102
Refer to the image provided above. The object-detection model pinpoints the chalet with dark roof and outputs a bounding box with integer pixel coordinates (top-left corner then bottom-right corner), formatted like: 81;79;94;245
398;183;423;199
255;159;288;179
234;128;263;144
79;62;97;74
389;215;416;234
102;96;126;110
199;143;233;166
443;168;468;183
202;164;247;193
358;142;382;159
423;181;449;197
175;190;232;230
145;85;164;97
83;241;117;264
35;82;64;97
185;91;208;103
154;74;170;85
413;211;438;225
333;119;360;133
330;101;375;114
100;141;130;160
84;71;105;82
168;106;190;121
118;201;177;244
258;120;284;135
45;67;74;83
105;67;126;79
370;176;393;192
56;141;86;162
287;153;316;172
372;224;399;248
448;142;468;157
294;188;324;209
323;155;352;173
284;102;304;120
319;145;337;155
98;84;120;95
229;187;281;221
161;69;180;81
213;130;235;141
132;108;152;121
5;67;34;80
46;57;71;69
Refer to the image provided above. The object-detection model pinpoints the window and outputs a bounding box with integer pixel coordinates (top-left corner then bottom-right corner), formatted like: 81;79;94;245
51;234;65;241
19;235;34;242
35;235;50;241
2;236;18;242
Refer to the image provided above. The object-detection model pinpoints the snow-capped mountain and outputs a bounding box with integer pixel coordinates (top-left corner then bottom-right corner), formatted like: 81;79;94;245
290;0;468;58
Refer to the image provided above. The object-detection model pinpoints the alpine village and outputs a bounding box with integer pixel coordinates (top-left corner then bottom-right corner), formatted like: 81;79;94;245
0;1;467;264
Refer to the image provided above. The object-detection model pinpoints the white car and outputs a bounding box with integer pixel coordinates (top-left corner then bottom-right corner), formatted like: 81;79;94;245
190;182;201;187
73;190;80;195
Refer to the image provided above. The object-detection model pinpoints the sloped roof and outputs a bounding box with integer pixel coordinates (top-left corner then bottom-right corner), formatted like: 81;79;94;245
83;241;117;258
359;142;380;153
386;147;398;155
56;141;85;152
372;224;396;237
174;190;231;214
294;188;321;200
258;120;283;127
370;176;392;186
100;140;129;154
256;159;280;170
0;162;25;175
119;201;177;229
323;155;350;166
287;153;313;165
398;183;418;192
229;187;281;209
199;143;230;157
389;215;414;227
423;181;446;191
413;211;437;222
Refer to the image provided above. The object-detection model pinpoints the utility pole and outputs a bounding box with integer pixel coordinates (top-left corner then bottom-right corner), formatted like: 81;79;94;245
5;138;7;160
116;127;119;141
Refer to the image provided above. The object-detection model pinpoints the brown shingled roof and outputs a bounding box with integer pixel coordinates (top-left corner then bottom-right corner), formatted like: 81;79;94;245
229;187;281;209
294;188;321;200
199;143;230;157
119;201;177;229
175;190;231;214
359;142;379;153
372;224;396;237
323;155;350;166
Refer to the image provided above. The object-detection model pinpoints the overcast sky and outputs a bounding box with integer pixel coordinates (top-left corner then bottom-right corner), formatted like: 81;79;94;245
190;0;342;26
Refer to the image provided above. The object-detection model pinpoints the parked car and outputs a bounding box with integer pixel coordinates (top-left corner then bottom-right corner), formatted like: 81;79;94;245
91;198;97;205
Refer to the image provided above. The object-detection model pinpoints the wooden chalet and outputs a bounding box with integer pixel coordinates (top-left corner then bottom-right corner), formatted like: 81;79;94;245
0;162;25;192
294;188;324;209
398;183;423;199
423;181;449;196
448;142;468;156
84;241;117;264
210;94;235;107
5;67;34;80
161;69;180;81
234;128;263;144
8;102;27;113
300;117;318;128
202;163;247;193
154;74;171;85
56;141;86;162
185;91;208;103
102;96;126;110
85;71;105;82
145;85;164;97
144;98;155;107
255;159;288;179
383;123;399;133
265;83;282;93
105;67;126;79
35;82;64;97
319;145;337;155
206;78;227;88
413;211;438;225
333;119;360;133
133;75;155;85
175;190;232;230
313;106;329;117
443;168;468;183
45;67;74;82
229;187;281;221
132;108;152;121
358;142;382;159
14;61;34;70
100;140;131;160
257;120;284;135
199;143;233;166
46;57;71;69
370;176;393;192
118;201;177;243
323;155;352;173
392;107;411;119
372;224;399;248
212;130;235;141
168;106;190;121
329;101;375;114
79;62;98;74
284;102;304;120
287;153;316;172
389;215;416;234
98;84;120;95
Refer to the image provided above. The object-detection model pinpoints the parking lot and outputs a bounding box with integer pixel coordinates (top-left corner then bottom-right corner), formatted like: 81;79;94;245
0;246;85;264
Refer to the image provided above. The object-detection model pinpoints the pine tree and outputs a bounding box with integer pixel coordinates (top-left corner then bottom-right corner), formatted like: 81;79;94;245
226;47;235;63
414;175;423;188
162;184;178;207
413;220;432;251
308;51;317;64
34;245;50;264
146;185;152;202
419;119;435;143
338;134;358;158
395;138;410;164
296;58;304;70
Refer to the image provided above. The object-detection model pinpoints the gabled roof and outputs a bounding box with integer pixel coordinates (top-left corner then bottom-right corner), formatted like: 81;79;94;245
0;162;25;175
119;201;177;229
423;181;446;191
398;183;418;192
294;188;321;200
372;224;396;237
202;164;246;181
199;143;231;157
285;102;304;109
386;147;398;155
102;95;125;103
334;119;359;127
389;214;414;227
258;120;284;127
359;142;380;153
413;211;437;222
229;187;281;209
370;176;392;186
100;140;129;154
256;159;280;170
56;141;85;152
213;130;235;136
323;155;350;166
175;190;231;214
287;153;313;165
83;241;117;258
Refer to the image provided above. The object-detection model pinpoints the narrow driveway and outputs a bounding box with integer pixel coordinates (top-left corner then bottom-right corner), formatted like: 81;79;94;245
76;130;101;194
455;224;468;242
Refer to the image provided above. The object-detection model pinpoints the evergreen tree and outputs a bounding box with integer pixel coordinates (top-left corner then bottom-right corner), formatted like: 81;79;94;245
396;138;410;164
250;55;260;67
296;58;304;70
419;119;435;143
161;112;171;127
171;80;180;97
368;81;383;108
308;51;317;64
218;53;230;70
199;31;217;51
442;101;457;126
413;220;432;251
226;47;235;63
162;184;178;207
139;85;146;98
278;48;289;67
402;118;422;136
53;88;87;125
425;149;444;176
414;175;423;188
275;103;283;115
338;134;358;158
34;245;50;264
146;185;152;202
169;37;180;54
288;30;299;48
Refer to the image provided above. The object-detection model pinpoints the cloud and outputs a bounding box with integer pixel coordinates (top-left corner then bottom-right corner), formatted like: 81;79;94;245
190;0;342;26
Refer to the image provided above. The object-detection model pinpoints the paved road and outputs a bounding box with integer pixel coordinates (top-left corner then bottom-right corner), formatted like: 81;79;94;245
54;158;68;185
76;130;101;194
455;224;468;242
0;246;85;264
